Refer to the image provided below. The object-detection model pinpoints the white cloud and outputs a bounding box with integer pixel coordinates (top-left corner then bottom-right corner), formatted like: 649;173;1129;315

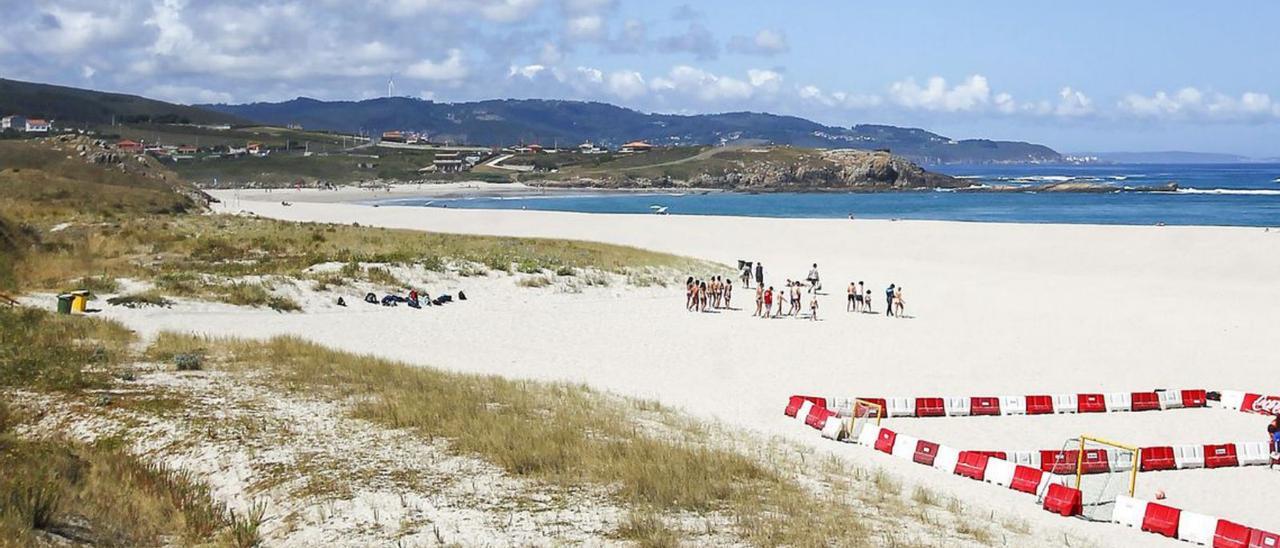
1119;87;1280;121
797;84;881;109
607;70;646;99
888;75;991;112
566;15;604;39
145;84;233;104
508;64;547;79
746;69;783;93
650;65;753;101
480;0;543;22
405;49;468;81
727;29;789;56
1054;87;1093;117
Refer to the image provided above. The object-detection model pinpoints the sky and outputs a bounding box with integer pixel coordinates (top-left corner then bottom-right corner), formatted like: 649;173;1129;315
2;0;1279;156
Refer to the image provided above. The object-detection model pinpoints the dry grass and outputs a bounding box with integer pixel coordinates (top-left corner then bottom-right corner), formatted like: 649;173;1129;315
0;435;257;547
149;333;886;546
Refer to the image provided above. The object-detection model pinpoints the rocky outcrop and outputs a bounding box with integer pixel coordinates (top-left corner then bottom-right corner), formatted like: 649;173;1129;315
535;149;963;191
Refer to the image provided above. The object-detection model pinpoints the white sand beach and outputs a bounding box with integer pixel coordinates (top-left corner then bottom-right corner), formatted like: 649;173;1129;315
100;188;1280;544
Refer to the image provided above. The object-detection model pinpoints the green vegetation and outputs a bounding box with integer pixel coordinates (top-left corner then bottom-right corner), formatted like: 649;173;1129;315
0;307;134;392
0;139;710;306
0;77;244;126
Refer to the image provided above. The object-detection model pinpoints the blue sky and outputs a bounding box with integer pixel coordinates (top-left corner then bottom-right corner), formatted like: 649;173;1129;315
2;0;1278;155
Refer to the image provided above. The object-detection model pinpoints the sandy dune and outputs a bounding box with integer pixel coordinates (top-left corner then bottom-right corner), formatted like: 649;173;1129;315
116;188;1280;543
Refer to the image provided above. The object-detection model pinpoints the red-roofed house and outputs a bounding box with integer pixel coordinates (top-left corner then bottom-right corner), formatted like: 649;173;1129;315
117;139;144;153
24;119;50;133
620;140;653;153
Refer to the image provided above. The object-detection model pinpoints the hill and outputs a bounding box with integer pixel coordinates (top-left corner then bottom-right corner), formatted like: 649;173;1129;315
1073;151;1256;164
205;97;1061;165
0;77;247;126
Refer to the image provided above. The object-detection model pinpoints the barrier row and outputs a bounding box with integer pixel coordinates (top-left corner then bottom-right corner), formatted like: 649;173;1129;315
786;389;1210;419
1112;495;1280;547
853;423;1074;499
1217;391;1280;417
969;442;1277;475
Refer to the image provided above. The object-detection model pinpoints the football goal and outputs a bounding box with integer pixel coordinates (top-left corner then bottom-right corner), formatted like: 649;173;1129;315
1069;435;1139;521
847;398;884;442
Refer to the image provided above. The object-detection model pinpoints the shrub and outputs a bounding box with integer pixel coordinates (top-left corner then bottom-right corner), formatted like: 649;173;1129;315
174;353;203;371
107;292;173;308
516;275;552;288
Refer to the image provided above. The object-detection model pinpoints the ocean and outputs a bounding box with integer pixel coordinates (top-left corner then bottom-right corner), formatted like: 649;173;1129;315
380;163;1280;227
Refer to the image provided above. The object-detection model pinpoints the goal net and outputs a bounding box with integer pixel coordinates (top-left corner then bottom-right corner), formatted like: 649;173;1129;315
1069;436;1139;521
846;399;884;443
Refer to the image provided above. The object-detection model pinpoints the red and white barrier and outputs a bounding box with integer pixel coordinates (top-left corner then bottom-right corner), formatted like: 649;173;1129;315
788;389;1213;419
1112;495;1280;546
851;425;1071;499
964;441;1275;475
1216;390;1280;416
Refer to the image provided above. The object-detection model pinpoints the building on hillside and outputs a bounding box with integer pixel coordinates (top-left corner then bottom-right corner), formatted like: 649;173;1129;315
24;119;50;133
431;152;466;173
1;115;26;131
117;139;144;153
247;142;266;156
619;140;654;153
577;141;606;154
381;130;405;143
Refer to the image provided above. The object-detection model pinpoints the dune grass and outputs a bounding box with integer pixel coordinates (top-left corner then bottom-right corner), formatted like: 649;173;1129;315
0;307;135;392
0;308;258;547
147;333;879;545
0;434;257;547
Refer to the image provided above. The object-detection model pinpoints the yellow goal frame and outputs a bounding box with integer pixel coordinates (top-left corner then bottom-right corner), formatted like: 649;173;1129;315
852;399;885;426
1075;435;1139;497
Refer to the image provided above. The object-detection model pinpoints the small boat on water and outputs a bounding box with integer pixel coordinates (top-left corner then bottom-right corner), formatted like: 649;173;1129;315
649;205;669;215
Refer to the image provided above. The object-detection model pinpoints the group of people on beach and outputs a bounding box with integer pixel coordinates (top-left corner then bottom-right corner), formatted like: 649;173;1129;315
688;260;909;321
753;281;820;320
846;282;906;317
685;276;732;312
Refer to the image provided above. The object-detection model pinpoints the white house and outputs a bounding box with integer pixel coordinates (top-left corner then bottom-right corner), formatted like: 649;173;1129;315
1;115;27;131
24;119;50;133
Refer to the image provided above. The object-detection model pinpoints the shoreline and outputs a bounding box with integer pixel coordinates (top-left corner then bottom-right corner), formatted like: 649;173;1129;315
212;186;1280;230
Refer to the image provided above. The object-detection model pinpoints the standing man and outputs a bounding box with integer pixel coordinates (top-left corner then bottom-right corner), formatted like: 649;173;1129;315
755;262;764;289
741;261;752;288
885;283;896;317
806;263;821;293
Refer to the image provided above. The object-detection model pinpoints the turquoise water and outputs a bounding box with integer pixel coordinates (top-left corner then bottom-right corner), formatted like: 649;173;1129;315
382;164;1280;227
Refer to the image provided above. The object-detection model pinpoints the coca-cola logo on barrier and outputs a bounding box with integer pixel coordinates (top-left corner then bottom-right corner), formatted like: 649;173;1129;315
1242;393;1280;415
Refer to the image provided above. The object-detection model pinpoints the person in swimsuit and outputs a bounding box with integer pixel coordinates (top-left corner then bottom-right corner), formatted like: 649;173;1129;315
775;285;785;318
686;277;695;311
847;282;857;312
763;286;773;318
894;286;905;318
754;285;764;316
857;281;866;312
699;280;708;311
724;280;732;309
741;262;752;289
864;289;872;313
810;294;819;321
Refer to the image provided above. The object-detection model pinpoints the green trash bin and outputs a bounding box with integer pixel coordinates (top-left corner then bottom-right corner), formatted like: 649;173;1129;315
57;294;74;314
